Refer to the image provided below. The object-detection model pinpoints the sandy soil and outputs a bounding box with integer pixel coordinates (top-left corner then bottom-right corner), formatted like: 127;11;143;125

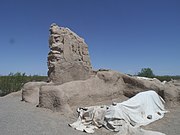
145;106;180;135
0;92;180;135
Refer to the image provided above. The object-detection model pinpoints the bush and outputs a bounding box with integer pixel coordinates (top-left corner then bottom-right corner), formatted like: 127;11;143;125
137;68;180;82
137;68;155;78
155;75;180;82
0;72;47;96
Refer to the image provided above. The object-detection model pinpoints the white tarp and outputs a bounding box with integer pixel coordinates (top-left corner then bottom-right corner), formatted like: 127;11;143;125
69;90;167;135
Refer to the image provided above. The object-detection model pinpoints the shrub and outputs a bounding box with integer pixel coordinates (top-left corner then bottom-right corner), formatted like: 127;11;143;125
137;68;180;82
155;75;180;82
0;72;47;96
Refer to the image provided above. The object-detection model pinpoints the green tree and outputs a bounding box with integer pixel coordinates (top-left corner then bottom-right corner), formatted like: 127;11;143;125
138;68;155;78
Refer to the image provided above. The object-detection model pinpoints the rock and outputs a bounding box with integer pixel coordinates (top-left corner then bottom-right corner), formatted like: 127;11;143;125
38;70;180;112
22;82;48;105
171;80;180;87
39;70;126;112
47;23;92;84
134;76;180;104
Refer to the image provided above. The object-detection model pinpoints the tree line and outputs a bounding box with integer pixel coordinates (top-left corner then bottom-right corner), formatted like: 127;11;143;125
0;69;179;97
0;72;47;96
137;68;180;81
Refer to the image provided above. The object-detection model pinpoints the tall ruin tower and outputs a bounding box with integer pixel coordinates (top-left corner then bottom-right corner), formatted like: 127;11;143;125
47;23;92;84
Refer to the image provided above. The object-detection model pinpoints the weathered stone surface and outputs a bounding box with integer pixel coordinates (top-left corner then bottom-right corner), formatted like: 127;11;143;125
22;82;48;105
39;70;126;112
47;23;92;84
39;70;180;112
171;80;180;88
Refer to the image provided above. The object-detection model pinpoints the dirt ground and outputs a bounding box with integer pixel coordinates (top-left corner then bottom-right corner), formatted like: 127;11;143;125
144;106;180;135
145;81;180;135
0;91;180;135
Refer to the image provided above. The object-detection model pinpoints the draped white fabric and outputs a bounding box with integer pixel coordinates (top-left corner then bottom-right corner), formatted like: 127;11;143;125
69;91;167;135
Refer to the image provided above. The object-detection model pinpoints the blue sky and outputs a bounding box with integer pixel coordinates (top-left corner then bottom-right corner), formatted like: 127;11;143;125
0;0;180;75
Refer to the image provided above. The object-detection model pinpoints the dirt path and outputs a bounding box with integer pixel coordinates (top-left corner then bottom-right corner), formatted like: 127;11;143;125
0;93;180;135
